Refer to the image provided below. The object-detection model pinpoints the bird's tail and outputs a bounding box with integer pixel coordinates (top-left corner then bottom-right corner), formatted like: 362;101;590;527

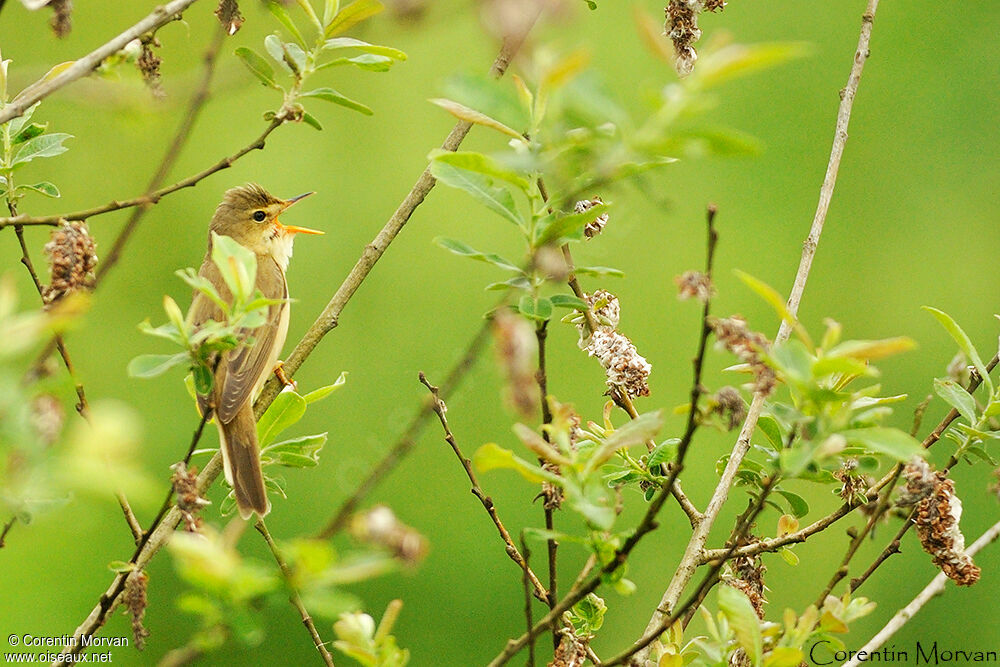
218;406;271;519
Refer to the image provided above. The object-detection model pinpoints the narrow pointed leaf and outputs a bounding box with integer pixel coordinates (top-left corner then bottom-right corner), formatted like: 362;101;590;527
14;181;60;198
433;237;522;272
924;307;994;395
302;372;348;403
933;378;977;425
11;133;72;167
428;161;522;226
325;0;384;37
300;87;373;115
128;353;189;378
323;37;406;61
257;388;307;446
234;47;278;88
266;1;307;47
429;98;523;139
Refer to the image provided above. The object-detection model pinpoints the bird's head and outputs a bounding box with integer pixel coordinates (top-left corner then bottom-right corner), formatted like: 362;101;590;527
209;184;322;257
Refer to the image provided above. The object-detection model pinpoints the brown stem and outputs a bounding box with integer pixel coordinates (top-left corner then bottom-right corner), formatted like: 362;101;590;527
0;516;15;548
534;320;559;627
255;520;336;667
419;372;550;603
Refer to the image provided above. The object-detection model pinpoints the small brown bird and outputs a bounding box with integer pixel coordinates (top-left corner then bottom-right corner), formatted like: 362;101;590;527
190;184;322;519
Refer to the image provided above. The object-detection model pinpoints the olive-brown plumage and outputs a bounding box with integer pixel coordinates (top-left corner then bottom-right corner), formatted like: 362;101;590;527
189;184;321;519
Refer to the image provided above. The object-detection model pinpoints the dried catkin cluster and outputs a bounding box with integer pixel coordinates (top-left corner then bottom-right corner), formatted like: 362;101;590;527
710;316;776;396
43;220;97;306
675;270;714;303
664;0;728;77
349;505;428;566
170;462;210;533
902;458;980;586
123;570;150;650
574;196;609;239
578;291;651;399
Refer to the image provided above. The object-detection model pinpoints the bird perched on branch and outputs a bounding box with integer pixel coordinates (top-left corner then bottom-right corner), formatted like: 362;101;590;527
190;184;322;519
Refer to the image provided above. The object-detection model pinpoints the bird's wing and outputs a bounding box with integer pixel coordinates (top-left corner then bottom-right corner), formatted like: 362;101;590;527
217;256;287;423
192;255;288;423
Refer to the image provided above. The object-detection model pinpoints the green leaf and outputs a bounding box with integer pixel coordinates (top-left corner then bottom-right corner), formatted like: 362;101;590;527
192;363;214;395
264;34;294;74
6;103;39;139
303;372;347;403
647;438;680;469
323;0;340;28
211;232;258;304
429;98;523;139
567;594;606;636
234;47;278;89
840;427;924;462
735;270;810;346
719;585;763;666
302;112;324;130
127;353;189;378
300;87;373;115
325;0;384;37
549;294;589;310
827;338;916;362
266;1;308;48
765;648;804;667
769;340;813;386
262;433;328;467
534;202;610;246
433;237;522;273
322;37;406;61
12;121;46;144
429;149;530;190
923;307;994;396
428;160;523;226
778;547;799;566
934;378;977;425
11;133;72;168
14;181;60;198
775;489;809;518
574;265;624;278
756;415;784;450
517;294;553;322
256;388;307;446
472;443;560;484
584;411;663;475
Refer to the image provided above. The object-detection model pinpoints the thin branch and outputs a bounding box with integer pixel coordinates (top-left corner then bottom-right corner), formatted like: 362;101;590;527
0;0;201;126
255;520;336;667
844;519;1000;667
638;2;881;650
847;509;911;594
419;372;550;604
521;533;536;667
317;318;491;538
534;320;560;624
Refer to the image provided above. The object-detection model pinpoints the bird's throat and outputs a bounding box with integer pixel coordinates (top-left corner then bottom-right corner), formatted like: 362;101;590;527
266;230;295;272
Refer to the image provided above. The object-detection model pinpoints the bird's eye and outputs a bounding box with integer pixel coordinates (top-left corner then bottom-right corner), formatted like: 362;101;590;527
252;210;267;222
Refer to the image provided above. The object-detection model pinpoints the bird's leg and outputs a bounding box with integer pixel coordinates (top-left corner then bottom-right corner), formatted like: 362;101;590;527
272;361;296;390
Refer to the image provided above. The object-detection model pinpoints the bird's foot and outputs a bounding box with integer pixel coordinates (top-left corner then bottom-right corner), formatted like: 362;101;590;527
273;361;297;390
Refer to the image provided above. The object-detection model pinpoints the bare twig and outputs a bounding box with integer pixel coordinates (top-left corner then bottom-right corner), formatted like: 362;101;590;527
0;0;201;126
844;519;1000;667
638;3;882;651
521;533;536;667
419;372;550;603
534;320;560;626
255;520;336;667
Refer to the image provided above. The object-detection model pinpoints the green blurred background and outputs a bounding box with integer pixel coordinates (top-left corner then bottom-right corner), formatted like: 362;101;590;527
1;0;998;664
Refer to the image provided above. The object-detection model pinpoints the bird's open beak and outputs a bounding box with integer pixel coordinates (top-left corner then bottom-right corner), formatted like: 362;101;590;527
277;191;324;235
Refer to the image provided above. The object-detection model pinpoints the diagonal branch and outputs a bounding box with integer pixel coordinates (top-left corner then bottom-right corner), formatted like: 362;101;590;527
419;372;550;604
637;1;882;653
0;0;202;126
